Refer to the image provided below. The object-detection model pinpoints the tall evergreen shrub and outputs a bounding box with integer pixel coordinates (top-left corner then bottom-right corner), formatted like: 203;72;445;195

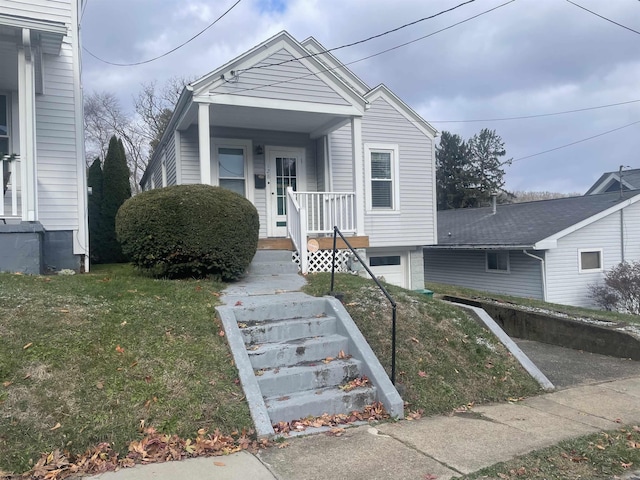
101;136;131;263
87;157;104;263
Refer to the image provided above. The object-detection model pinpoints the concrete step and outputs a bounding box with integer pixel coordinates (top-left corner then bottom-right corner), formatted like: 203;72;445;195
248;261;299;275
241;316;337;345
248;334;350;370
232;297;328;323
257;358;363;397
252;250;293;263
265;385;378;424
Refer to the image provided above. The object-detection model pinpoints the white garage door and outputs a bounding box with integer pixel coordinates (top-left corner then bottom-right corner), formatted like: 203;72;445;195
367;252;408;288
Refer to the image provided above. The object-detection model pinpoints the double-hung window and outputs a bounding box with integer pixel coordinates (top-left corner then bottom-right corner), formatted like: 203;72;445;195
364;143;399;212
213;139;253;200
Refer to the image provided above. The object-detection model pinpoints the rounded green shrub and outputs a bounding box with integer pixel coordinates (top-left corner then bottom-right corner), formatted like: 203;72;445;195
115;184;259;280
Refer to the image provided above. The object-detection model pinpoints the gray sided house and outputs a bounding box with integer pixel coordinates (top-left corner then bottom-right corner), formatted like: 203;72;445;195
142;31;437;289
424;191;640;308
0;0;88;273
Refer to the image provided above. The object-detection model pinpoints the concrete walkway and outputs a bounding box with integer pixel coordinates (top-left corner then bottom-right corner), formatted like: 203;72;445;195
92;376;640;480
90;264;640;479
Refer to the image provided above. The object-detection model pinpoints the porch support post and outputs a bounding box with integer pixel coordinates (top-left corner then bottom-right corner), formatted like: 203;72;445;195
351;117;365;235
18;28;38;222
197;102;211;185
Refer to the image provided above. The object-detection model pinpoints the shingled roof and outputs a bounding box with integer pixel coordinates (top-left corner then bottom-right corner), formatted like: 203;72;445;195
585;168;640;195
430;191;640;249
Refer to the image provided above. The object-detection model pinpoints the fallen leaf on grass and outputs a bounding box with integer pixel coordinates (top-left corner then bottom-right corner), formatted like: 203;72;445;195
121;321;127;327
622;462;633;468
96;381;104;390
59;309;70;313
410;337;420;344
595;444;606;450
2;381;12;388
277;442;290;449
213;461;226;467
418;371;427;378
50;423;61;431
115;345;125;354
423;474;438;480
23;342;33;350
218;330;225;337
23;373;31;380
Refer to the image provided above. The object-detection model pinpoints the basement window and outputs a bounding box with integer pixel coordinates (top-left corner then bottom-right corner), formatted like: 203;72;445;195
579;249;603;273
486;251;509;273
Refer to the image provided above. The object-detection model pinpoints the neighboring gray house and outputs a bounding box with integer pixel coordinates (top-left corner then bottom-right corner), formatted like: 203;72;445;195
0;0;88;273
142;31;437;289
586;167;640;195
424;191;640;308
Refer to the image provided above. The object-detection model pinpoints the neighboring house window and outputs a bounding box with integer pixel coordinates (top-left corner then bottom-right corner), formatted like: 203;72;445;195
218;147;246;196
364;143;400;212
369;255;401;267
486;251;509;273
0;94;9;156
578;249;603;273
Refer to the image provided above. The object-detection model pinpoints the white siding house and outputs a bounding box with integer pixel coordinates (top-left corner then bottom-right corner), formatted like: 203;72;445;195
424;191;640;308
142;31;437;289
0;0;88;273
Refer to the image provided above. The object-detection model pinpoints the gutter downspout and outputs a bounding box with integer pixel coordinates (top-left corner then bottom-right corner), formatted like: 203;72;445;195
621;209;625;263
523;250;547;302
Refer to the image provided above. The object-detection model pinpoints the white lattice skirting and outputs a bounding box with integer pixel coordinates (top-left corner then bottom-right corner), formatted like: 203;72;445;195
292;250;352;273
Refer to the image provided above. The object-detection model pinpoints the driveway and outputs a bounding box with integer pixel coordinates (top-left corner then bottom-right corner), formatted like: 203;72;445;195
513;338;640;389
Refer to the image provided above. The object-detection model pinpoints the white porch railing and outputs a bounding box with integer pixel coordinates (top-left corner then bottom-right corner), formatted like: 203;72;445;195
286;188;357;274
286;187;308;274
1;155;21;219
294;191;356;235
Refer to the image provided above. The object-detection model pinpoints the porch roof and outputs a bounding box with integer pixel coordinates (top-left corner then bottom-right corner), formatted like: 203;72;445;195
0;13;66;55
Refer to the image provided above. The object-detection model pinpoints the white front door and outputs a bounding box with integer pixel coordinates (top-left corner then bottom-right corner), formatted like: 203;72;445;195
266;147;305;237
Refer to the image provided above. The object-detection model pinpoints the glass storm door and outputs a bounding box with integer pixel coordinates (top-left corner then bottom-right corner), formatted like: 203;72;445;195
267;148;304;237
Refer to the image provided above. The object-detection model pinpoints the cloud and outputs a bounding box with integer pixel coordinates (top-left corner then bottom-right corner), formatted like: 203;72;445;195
80;0;640;193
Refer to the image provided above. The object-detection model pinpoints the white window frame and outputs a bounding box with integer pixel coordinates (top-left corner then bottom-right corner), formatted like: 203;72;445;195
0;92;11;156
364;143;400;213
486;251;510;274
578;248;603;273
211;138;254;202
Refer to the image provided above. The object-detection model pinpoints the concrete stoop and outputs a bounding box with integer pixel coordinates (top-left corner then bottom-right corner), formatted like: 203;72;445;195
217;293;403;438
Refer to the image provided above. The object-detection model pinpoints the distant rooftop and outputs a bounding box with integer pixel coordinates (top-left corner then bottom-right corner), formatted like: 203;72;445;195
585;168;640;195
430;190;640;248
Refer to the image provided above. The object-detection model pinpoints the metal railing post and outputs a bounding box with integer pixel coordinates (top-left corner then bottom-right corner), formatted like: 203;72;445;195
329;225;397;385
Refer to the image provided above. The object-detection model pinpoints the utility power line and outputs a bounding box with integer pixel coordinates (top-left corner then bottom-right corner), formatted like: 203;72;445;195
237;0;478;73
83;0;243;67
513;120;640;163
565;0;640;36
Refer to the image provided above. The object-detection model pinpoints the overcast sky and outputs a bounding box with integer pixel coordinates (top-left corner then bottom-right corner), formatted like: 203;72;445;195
80;0;640;194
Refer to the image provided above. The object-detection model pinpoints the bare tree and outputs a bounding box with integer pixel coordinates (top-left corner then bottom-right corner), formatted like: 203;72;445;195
510;191;581;203
84;91;148;193
134;76;192;156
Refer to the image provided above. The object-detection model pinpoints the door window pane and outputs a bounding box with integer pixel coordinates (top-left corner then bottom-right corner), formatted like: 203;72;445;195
219;179;245;196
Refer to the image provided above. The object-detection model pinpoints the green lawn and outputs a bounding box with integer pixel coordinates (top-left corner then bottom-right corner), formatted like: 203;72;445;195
427;282;640;326
304;273;542;416
0;265;251;475
464;426;640;479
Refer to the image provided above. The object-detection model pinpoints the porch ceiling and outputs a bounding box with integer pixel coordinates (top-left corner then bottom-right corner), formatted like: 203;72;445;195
179;102;349;135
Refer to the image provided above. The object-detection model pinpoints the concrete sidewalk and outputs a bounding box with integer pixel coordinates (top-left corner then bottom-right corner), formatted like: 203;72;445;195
92;375;640;480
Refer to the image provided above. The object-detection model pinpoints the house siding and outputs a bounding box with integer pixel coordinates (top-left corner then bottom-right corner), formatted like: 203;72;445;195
329;123;353;192
216;49;350;106
164;131;177;186
33;3;81;231
179;125;201;184
0;0;72;25
361;97;435;247
544;202;640;307
424;249;545;300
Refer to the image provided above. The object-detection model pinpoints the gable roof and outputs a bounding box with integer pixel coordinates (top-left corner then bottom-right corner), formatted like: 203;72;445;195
430;191;640;250
585;168;640;195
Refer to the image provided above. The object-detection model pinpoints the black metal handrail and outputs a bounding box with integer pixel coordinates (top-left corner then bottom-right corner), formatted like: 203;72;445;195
329;226;397;385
